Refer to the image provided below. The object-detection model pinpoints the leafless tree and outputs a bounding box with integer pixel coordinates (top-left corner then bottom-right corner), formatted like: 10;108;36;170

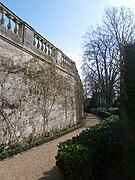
103;6;135;50
82;6;135;108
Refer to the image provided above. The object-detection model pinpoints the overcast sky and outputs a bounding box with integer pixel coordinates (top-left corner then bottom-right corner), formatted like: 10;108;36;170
1;0;135;75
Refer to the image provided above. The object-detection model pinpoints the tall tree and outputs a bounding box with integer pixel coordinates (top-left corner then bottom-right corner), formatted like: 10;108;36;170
82;6;135;108
103;6;135;50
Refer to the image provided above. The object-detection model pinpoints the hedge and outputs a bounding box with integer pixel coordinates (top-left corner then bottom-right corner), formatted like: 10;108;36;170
122;44;135;179
56;115;130;180
56;43;135;179
89;107;121;119
122;44;135;121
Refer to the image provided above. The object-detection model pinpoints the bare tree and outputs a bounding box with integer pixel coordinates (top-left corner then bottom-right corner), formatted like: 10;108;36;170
104;6;135;101
82;6;135;108
103;6;135;50
83;26;119;108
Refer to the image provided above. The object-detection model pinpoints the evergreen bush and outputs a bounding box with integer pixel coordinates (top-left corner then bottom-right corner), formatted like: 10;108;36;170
56;115;128;179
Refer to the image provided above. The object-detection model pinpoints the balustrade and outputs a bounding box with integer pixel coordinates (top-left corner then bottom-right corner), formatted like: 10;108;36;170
0;3;24;41
33;33;57;58
0;3;75;73
61;53;74;68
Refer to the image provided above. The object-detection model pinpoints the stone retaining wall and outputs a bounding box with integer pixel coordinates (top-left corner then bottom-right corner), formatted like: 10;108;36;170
0;3;83;144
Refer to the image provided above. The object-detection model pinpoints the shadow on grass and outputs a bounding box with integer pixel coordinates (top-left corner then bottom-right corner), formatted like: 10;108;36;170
38;166;64;180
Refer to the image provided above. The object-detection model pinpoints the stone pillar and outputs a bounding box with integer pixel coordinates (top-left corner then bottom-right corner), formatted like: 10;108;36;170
24;23;35;47
56;50;62;64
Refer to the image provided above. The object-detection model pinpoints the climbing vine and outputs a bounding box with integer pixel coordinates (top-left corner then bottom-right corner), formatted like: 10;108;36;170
0;56;82;145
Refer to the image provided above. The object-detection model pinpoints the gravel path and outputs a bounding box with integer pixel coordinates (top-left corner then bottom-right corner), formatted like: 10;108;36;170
0;114;100;180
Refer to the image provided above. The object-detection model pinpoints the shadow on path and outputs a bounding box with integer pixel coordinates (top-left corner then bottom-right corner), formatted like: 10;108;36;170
39;166;64;180
38;114;100;180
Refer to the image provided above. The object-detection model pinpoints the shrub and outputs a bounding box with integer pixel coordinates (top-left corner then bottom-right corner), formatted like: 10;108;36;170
122;43;135;179
108;108;121;116
90;108;112;119
123;44;135;121
90;107;121;119
56;115;129;180
56;44;135;180
56;142;91;180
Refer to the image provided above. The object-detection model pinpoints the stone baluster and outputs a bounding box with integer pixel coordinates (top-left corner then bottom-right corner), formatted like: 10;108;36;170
62;55;65;65
65;58;67;64
65;57;67;65
64;57;66;64
51;47;53;57
49;46;51;56
18;23;23;38
7;13;11;30
0;8;4;25
14;19;18;34
53;48;57;58
50;46;52;56
66;58;68;66
63;56;65;64
44;42;47;53
68;60;70;66
33;34;36;46
41;40;44;51
54;48;57;62
48;45;50;55
37;37;40;49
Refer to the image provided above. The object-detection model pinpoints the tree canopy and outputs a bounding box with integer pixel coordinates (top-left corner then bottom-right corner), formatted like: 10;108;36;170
82;6;135;108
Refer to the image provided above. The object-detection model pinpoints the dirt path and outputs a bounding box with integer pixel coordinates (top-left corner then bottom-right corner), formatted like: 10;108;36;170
0;114;100;180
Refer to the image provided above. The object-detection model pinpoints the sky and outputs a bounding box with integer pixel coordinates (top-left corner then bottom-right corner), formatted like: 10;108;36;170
1;0;135;75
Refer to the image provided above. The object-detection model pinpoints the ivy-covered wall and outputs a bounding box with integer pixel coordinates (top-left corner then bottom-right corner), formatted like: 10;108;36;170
0;37;83;145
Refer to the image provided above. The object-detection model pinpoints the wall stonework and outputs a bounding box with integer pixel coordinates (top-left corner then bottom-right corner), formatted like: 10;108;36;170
0;3;83;145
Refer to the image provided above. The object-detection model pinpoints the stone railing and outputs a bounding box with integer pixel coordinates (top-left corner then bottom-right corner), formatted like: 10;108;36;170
0;3;24;41
33;31;57;58
0;3;76;74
